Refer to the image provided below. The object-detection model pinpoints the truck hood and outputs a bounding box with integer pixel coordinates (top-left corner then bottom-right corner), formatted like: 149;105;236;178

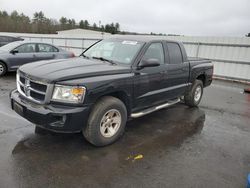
19;57;131;83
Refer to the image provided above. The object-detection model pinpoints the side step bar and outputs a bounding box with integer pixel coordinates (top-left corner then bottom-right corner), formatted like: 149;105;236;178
131;98;180;118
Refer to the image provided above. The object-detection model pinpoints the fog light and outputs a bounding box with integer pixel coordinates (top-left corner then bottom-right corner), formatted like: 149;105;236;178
50;115;66;127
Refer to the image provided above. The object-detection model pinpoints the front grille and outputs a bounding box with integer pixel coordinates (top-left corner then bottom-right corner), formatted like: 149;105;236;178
30;91;45;101
30;81;47;92
17;73;48;103
20;76;25;84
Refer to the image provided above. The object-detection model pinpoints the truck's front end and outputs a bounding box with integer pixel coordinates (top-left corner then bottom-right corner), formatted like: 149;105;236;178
10;38;143;146
10;69;90;133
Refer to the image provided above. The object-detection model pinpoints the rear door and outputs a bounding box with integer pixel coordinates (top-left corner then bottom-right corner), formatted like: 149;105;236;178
8;43;37;69
35;43;59;61
163;42;190;99
133;42;168;111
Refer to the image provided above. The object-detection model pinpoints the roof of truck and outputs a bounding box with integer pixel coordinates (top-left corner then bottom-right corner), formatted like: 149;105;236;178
110;35;180;43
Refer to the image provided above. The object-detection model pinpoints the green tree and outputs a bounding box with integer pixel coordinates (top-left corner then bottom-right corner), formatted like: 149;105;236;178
33;11;45;23
93;23;97;30
10;11;19;31
105;23;118;34
19;13;31;32
71;19;76;28
101;25;105;32
0;11;8;17
115;23;120;32
32;11;47;33
84;20;89;29
67;18;76;29
0;11;10;31
79;20;84;28
0;10;122;34
59;17;67;30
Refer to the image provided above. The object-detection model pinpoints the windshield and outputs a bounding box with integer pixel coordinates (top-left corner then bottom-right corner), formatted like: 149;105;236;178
0;41;23;52
82;39;144;64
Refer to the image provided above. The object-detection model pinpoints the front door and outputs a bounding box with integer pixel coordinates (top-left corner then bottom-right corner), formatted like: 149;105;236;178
133;42;167;111
8;43;36;69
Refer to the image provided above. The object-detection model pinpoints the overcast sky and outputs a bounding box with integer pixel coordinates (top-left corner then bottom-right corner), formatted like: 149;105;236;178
1;0;250;36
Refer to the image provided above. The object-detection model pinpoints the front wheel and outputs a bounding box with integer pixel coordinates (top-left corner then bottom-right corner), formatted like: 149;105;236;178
83;96;127;146
184;80;203;107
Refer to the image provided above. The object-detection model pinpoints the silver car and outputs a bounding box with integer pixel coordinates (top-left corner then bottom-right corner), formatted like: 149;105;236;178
0;35;24;47
0;41;75;76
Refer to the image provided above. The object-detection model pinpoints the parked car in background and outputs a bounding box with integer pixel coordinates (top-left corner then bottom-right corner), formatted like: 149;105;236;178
0;35;24;47
0;41;75;76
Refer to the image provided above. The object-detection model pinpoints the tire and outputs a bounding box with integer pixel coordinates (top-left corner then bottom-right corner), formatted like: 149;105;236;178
184;79;203;107
0;62;7;76
83;96;127;146
34;126;50;135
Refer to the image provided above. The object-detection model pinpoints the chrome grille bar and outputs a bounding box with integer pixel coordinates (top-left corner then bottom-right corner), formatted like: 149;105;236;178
17;72;49;104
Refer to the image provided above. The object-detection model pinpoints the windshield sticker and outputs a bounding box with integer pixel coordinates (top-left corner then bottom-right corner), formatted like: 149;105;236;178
122;41;138;45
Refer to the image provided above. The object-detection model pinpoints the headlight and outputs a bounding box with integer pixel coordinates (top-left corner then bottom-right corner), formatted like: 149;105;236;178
52;85;86;103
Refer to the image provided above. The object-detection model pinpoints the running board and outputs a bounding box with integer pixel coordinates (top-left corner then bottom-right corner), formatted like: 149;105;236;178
131;98;180;118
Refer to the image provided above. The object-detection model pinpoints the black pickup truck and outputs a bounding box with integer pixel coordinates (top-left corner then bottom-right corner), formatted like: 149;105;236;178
10;37;213;146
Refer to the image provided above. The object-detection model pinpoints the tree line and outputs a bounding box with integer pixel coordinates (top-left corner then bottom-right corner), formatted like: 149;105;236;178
0;10;120;34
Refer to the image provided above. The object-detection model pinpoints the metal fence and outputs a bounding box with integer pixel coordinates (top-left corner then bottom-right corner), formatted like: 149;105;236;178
20;35;250;82
23;36;99;55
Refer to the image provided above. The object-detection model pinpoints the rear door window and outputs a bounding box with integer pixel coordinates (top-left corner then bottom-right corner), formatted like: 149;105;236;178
38;44;58;52
166;43;183;64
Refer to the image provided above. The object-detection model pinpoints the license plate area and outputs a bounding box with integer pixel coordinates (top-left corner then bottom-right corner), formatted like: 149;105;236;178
13;102;24;116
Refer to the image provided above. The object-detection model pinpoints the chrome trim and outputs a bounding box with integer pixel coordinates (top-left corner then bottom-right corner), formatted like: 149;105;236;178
16;72;50;104
131;98;180;118
138;83;191;99
17;86;44;104
29;87;46;95
45;84;54;103
18;80;24;87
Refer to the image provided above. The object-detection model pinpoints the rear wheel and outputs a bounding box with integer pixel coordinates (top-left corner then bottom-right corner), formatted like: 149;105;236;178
0;62;7;76
83;96;127;146
184;80;203;107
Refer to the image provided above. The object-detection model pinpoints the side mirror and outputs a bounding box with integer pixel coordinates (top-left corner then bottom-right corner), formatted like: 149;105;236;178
11;49;18;54
139;58;160;69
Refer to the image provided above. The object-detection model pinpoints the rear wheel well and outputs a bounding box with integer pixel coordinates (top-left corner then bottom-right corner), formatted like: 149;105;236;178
196;74;206;85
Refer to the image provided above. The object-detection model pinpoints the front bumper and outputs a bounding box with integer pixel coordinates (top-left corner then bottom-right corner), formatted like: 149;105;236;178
10;89;90;133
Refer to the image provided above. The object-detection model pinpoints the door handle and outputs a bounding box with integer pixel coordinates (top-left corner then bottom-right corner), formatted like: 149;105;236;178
33;54;36;58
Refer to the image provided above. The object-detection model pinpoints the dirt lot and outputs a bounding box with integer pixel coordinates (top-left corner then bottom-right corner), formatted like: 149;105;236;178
0;72;250;188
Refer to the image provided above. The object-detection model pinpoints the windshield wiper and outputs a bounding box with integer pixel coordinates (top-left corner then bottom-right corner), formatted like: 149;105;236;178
92;56;116;65
80;54;89;59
